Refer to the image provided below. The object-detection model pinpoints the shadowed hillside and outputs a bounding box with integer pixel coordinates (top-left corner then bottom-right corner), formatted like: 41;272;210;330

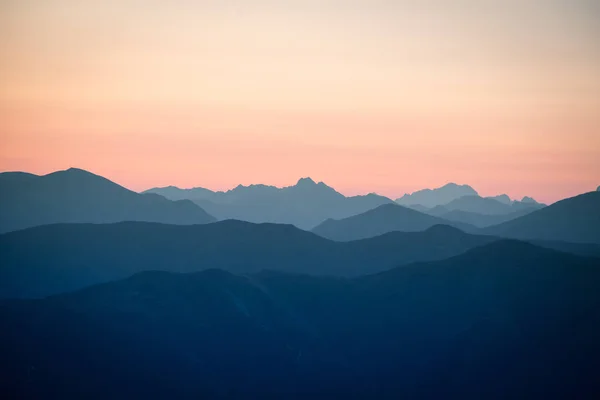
2;241;599;398
0;222;497;298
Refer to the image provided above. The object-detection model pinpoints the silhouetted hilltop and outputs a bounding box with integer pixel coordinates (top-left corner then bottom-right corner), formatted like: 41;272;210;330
485;191;600;244
145;178;393;229
311;203;476;241
2;242;599;398
0;221;499;298
486;194;512;204
0;168;215;233
396;183;478;208
143;185;216;201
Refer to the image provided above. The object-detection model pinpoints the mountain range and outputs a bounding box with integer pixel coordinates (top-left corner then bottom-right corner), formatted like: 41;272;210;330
0;222;495;298
0;168;215;234
484;191;600;244
2;241;599;398
1;168;553;234
433;195;544;215
396;183;479;207
145;178;394;229
3;219;600;299
313;191;600;244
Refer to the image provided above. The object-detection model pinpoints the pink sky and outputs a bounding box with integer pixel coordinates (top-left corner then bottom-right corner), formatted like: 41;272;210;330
1;1;599;203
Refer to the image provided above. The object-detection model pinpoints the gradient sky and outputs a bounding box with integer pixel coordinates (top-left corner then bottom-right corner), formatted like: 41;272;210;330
1;0;599;203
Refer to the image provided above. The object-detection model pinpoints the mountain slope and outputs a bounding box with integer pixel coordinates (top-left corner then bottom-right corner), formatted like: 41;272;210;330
427;208;538;228
145;178;394;229
2;242;599;398
442;195;544;215
396;183;478;208
0;222;498;298
486;194;512;204
0;168;215;233
484;191;600;244
311;203;476;241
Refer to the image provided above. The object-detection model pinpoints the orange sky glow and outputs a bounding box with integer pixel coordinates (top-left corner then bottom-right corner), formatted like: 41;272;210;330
1;1;599;203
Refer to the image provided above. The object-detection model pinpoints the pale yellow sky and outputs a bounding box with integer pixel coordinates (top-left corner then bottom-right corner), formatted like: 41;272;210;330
1;0;599;202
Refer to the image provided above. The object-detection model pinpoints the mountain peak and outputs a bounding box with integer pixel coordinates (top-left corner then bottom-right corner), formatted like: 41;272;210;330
396;183;478;208
296;177;316;186
63;167;96;176
442;182;470;189
520;196;537;204
487;194;512;205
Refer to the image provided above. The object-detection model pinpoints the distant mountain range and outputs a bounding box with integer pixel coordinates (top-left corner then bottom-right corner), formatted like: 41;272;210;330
3;241;599;398
484;191;600;244
418;195;545;227
435;195;544;215
395;182;543;211
394;183;546;227
0;168;215;233
396;183;479;207
313;191;599;243
145;178;394;229
427;208;538;228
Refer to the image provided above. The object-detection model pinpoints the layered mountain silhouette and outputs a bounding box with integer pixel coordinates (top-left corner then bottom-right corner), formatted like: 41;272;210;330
145;178;394;229
486;194;512;204
427;208;541;228
0;168;215;233
395;183;478;208
0;222;499;298
438;195;544;215
2;242;599;398
311;203;477;241
484;191;600;244
396;184;544;226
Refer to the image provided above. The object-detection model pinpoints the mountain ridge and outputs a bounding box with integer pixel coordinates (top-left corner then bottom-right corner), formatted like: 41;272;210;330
484;191;600;244
312;203;477;241
146;177;393;229
2;241;599;397
0;168;216;233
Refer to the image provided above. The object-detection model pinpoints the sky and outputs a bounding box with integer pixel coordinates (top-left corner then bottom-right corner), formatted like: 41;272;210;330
1;0;599;203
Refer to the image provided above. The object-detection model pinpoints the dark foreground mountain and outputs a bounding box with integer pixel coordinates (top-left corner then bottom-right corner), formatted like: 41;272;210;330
0;168;215;233
0;222;499;298
2;241;599;398
145;178;393;229
312;203;476;241
484;191;600;244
